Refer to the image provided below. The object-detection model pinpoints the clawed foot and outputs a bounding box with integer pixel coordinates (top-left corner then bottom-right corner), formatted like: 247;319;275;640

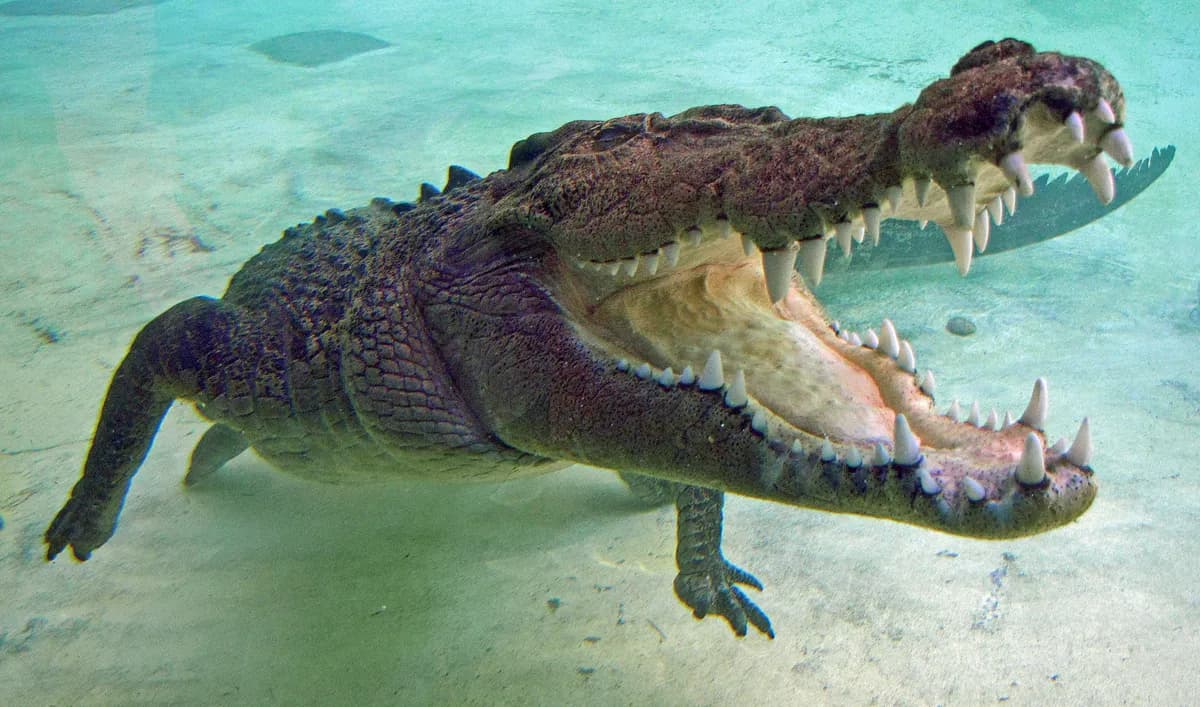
44;491;118;562
674;557;774;638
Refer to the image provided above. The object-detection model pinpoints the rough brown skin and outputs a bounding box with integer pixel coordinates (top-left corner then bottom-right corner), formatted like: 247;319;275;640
46;40;1119;637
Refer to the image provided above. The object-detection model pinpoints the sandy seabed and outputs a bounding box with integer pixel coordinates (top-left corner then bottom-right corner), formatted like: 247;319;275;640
2;2;1198;704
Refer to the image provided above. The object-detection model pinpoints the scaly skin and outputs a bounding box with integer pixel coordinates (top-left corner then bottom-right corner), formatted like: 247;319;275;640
46;40;1127;637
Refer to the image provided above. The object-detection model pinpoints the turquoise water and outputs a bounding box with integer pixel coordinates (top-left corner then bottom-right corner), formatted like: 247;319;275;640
1;2;1197;704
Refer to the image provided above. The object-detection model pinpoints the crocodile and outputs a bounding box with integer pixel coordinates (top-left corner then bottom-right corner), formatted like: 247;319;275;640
46;39;1133;638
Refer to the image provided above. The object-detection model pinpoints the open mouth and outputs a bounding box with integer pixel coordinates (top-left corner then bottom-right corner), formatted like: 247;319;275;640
553;91;1131;537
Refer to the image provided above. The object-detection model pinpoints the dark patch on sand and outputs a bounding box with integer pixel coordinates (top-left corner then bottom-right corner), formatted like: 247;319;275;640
250;30;390;68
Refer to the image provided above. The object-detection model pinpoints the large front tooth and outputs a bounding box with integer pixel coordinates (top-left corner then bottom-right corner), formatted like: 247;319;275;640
973;209;990;253
741;233;757;256
835;221;855;258
662;241;681;268
1002;186;1017;215
920;370;937;397
724;370;748;408
987;196;1004;225
898;341;916;373
1095;98;1117;124
943;226;973;276
1065;111;1086;142
914;177;932;207
1065;417;1092;467
947;184;976;229
885;185;903;213
1100;128;1134;167
1080;155;1115;204
697;350;725;391
761;246;798;303
799;238;827;287
879;319;900;359
999;152;1034;196
1019;377;1049;430
863;206;882;245
892;413;921;465
1016;432;1047;485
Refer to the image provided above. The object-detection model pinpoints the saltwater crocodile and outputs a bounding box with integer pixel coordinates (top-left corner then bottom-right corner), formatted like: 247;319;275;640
46;40;1134;637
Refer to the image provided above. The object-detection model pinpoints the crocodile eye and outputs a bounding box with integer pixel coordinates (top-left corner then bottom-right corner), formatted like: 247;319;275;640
594;123;638;150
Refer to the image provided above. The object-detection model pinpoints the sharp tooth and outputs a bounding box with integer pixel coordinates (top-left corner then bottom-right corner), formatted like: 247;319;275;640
918;468;941;495
820;438;836;462
920;370;937;398
1100;128;1134;167
999;152;1034;196
741;233;757;256
973;209;990;253
790;439;804;455
985;409;998;430
657;366;675;387
863;329;879;349
616;358;630;372
834;221;855;259
845;447;862;468
1016;432;1047;485
879;319;900;359
1019;377;1049;430
679;365;696;386
852;223;865;244
962;476;986;502
914;177;932;207
1095;98;1117;124
1003;410;1015;428
761;246;798;303
863;206;882;245
871;443;891;467
848;332;862;347
751;409;768;434
943;226;973;276
948;184;976;229
697;350;725;391
892;413;921;465
1080;155;1115;204
714;217;733;239
799;238;827;287
606;261;621;276
918;219;928;229
946;399;961;421
662;241;681;268
966;401;981;427
1049;437;1069;454
724;369;748;408
634;362;652;380
1066;417;1092;467
1002;186;1017;215
987;196;1004;225
620;258;638;277
1065;111;1086;142
686;227;703;247
642;251;660;276
898;340;916;373
885;185;903;213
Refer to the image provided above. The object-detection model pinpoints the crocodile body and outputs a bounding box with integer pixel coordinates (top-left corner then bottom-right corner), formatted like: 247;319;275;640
47;40;1133;637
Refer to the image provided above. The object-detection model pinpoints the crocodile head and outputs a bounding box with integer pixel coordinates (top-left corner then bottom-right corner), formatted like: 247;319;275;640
487;39;1127;538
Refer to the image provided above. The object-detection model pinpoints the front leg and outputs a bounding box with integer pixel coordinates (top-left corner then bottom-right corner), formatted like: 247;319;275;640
675;485;774;638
